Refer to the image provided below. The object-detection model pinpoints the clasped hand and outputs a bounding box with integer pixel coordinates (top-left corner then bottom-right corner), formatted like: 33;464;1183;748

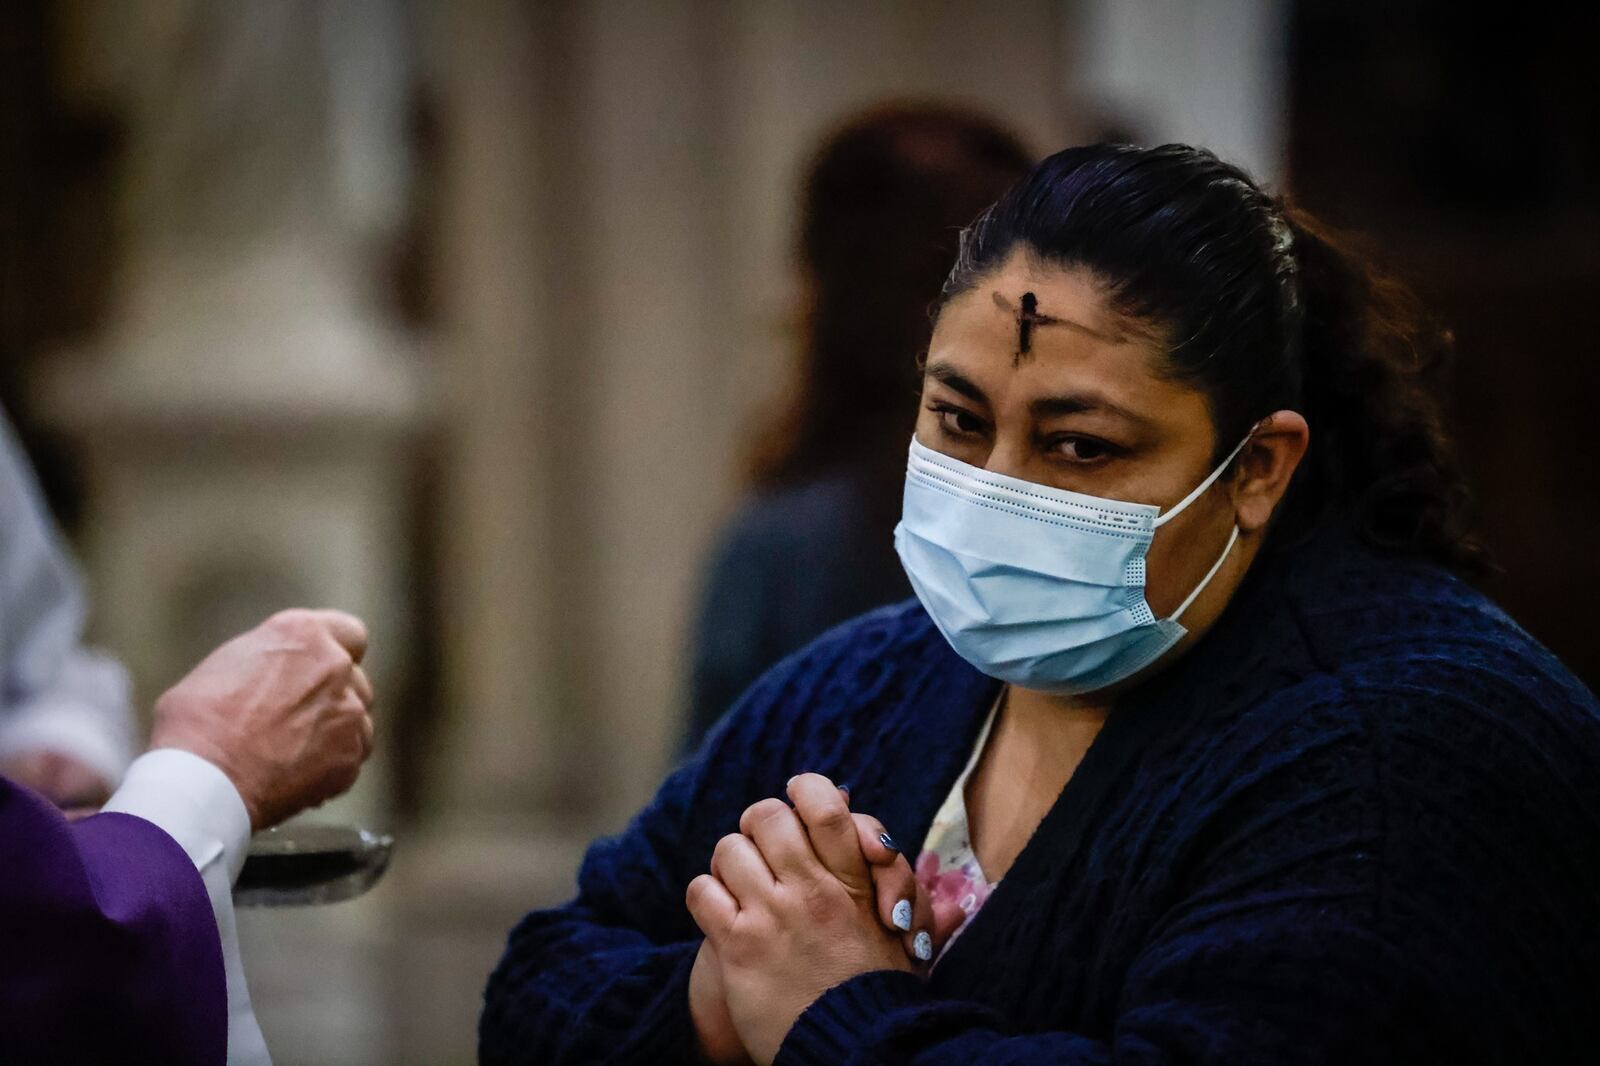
686;773;962;1065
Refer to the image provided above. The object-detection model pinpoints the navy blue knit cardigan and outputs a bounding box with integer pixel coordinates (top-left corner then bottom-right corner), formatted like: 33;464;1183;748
481;524;1600;1064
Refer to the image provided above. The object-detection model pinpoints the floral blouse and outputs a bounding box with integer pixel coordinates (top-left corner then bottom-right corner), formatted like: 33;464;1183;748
913;692;1002;965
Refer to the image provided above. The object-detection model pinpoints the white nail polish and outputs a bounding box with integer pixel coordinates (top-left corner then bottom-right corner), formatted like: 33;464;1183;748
914;931;933;962
892;899;913;932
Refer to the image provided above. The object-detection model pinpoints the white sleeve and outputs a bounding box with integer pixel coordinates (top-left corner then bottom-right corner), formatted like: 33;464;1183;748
0;648;135;786
103;748;272;1066
0;411;135;783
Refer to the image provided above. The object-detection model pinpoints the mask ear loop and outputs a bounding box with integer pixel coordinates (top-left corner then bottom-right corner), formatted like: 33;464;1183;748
1152;431;1254;529
1168;524;1240;622
1153;425;1258;622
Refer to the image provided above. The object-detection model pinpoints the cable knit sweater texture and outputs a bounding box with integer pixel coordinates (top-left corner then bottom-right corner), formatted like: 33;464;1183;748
481;523;1600;1064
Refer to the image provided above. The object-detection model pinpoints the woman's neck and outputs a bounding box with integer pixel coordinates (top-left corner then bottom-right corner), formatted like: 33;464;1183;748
964;685;1111;880
1003;684;1112;751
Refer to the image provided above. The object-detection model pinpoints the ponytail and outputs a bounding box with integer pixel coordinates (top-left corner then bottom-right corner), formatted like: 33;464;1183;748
1277;207;1487;574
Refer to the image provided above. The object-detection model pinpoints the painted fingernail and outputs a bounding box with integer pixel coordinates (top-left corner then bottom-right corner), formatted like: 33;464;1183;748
914;931;933;962
892;899;913;932
878;831;899;853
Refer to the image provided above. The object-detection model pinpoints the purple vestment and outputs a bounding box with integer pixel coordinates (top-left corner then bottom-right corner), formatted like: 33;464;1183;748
0;774;226;1063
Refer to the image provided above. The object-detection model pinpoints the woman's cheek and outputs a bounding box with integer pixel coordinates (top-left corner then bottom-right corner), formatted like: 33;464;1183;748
1144;502;1226;616
1141;531;1186;617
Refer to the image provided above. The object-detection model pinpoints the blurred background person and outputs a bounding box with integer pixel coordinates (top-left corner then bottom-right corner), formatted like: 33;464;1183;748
685;104;1033;747
0;404;133;809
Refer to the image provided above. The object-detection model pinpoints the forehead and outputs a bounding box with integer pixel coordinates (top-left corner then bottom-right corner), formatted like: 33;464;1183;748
929;252;1166;397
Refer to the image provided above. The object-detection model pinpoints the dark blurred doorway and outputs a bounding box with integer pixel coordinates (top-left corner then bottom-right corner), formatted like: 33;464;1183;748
1290;1;1600;690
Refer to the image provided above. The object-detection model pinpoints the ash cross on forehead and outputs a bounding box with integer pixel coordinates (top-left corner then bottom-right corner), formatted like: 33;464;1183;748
993;290;1060;363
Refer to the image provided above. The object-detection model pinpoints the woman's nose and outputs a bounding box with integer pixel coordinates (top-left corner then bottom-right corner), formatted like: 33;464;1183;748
982;436;1033;481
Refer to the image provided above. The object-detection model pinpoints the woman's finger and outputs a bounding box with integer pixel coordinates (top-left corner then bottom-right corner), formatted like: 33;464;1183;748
686;873;739;940
788;773;872;896
739;798;824;886
907;861;937;963
870;854;935;963
710;832;775;904
849;811;930;950
852;812;903;867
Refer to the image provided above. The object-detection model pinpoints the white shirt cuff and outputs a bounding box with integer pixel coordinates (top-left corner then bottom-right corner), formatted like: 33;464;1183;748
102;748;270;1065
103;747;252;883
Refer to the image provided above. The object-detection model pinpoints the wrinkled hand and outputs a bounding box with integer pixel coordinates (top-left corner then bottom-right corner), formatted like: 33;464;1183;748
686;773;958;1065
150;608;374;830
0;750;113;813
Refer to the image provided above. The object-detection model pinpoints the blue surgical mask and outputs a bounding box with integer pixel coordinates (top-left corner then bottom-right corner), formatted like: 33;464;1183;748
894;434;1248;694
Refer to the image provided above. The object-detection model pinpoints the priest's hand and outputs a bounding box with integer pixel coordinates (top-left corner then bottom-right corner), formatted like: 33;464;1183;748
150;609;375;830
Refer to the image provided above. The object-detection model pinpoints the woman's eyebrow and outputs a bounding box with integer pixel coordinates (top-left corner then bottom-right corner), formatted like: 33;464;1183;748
1030;392;1152;427
927;364;1150;428
924;362;991;407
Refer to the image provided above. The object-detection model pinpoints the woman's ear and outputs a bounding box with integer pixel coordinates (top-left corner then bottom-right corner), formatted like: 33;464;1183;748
1230;410;1309;534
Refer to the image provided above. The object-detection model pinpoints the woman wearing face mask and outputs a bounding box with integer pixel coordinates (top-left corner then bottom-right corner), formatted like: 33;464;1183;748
482;144;1600;1066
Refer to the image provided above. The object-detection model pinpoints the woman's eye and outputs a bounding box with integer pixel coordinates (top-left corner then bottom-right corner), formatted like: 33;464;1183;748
1053;436;1114;462
934;406;987;437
